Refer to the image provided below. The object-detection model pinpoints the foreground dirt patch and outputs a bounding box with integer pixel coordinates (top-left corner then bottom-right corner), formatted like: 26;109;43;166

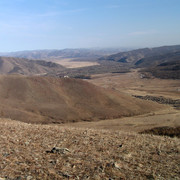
0;118;179;179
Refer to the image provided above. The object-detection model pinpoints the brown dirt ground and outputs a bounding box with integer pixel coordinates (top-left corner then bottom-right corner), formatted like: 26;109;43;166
0;118;179;180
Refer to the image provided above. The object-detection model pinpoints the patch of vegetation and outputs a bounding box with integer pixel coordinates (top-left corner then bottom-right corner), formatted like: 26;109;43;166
133;95;180;109
73;75;91;79
140;126;180;138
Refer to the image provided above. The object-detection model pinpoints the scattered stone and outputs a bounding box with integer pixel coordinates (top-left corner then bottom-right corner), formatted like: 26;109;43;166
146;174;155;180
59;172;72;178
46;147;70;154
25;141;30;145
119;144;123;148
26;176;33;180
113;162;121;170
49;159;56;165
0;177;6;180
3;153;10;157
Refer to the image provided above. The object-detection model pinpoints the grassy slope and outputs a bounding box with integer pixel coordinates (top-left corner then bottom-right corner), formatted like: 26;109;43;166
0;118;179;179
0;75;163;124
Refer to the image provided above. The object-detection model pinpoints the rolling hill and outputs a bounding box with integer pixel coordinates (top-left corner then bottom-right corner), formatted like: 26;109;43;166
0;75;163;124
135;51;180;67
99;45;180;79
0;56;65;75
141;60;180;79
136;51;180;79
99;45;180;64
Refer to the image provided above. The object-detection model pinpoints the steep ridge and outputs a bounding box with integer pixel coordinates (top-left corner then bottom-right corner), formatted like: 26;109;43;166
0;75;163;124
0;56;65;75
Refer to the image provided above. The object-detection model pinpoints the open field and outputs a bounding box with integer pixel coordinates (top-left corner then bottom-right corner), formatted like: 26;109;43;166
88;69;180;99
0;118;179;180
50;58;99;68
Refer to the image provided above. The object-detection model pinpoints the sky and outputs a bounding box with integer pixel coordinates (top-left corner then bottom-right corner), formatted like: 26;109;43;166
0;0;180;52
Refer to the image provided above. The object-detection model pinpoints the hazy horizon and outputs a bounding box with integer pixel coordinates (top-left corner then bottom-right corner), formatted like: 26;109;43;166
0;0;180;52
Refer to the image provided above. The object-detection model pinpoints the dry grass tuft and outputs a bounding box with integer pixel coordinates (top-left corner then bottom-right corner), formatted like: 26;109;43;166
0;118;179;179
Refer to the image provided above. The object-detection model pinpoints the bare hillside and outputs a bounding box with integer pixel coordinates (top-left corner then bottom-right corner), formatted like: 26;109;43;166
0;75;163;124
0;56;65;75
99;45;180;64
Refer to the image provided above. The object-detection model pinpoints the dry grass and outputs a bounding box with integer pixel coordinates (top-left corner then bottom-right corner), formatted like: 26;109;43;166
61;108;180;133
88;69;180;99
0;75;163;124
0;118;179;180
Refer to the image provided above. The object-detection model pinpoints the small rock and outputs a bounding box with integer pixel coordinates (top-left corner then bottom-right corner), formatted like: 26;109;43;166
46;147;70;154
0;177;6;180
113;162;121;169
118;144;123;148
59;172;72;178
26;176;33;180
25;141;30;145
3;153;9;157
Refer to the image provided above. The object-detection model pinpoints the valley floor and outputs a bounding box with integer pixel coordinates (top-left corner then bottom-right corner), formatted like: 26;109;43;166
88;69;180;99
62;108;180;133
66;69;179;132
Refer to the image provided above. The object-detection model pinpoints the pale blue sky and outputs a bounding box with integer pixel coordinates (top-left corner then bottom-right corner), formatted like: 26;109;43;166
0;0;180;51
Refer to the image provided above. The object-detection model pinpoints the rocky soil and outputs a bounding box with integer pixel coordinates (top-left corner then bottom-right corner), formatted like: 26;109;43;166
0;118;179;179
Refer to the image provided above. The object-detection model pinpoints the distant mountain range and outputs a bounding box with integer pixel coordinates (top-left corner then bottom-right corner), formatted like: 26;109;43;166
0;48;128;60
99;45;180;79
0;45;180;79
